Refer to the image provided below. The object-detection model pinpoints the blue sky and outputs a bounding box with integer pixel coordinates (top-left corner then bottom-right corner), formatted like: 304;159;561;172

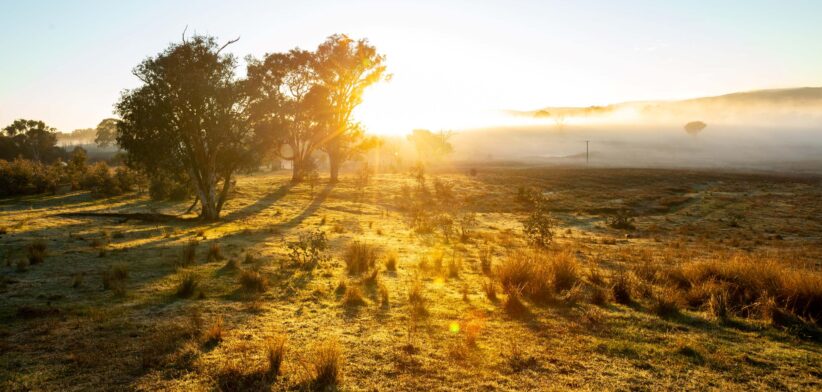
1;0;821;134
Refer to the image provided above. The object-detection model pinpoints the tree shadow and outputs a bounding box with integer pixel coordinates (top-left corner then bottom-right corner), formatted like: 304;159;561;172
221;182;293;221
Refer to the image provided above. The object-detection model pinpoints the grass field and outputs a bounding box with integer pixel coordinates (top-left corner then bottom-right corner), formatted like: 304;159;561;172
1;167;821;391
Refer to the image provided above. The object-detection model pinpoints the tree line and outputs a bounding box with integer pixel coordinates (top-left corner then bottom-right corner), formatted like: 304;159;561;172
114;33;388;220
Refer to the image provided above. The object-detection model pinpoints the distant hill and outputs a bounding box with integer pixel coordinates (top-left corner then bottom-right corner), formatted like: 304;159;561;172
510;87;822;124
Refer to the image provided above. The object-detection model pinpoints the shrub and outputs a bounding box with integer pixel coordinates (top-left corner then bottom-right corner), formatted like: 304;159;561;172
239;270;268;293
607;209;636;230
287;229;328;266
522;197;554;248
309;339;343;390
343;241;378;275
26;240;47;264
175;273;200;298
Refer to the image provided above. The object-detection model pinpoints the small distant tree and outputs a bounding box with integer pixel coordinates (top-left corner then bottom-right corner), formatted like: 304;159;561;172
407;129;453;163
2;119;61;162
684;121;707;136
95;118;119;148
522;195;554;248
115;35;255;220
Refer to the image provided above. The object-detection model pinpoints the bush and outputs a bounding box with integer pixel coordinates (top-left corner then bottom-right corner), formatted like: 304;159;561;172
607;209;636;230
148;172;190;201
287;229;328;266
522;197;554;248
343;241;378;275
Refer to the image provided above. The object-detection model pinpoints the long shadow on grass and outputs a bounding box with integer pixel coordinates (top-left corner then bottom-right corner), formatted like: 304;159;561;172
221;182;293;221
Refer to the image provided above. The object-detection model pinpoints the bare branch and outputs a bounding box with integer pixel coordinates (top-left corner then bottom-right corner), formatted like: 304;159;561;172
217;36;241;54
181;25;188;43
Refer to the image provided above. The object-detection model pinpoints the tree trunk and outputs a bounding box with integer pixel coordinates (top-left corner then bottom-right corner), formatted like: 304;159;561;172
328;151;341;183
291;159;304;183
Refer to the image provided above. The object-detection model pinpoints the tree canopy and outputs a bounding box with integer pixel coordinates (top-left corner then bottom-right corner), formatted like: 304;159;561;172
95;118;119;148
115;35;254;220
314;34;389;181
1;119;61;162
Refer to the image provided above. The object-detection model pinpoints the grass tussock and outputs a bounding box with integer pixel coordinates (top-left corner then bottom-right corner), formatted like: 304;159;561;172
102;264;128;296
175;272;201;298
384;252;398;272
611;273;632;305
308;339;343;390
26;240;47;265
496;249;579;302
408;279;428;316
664;255;822;322
342;284;367;307
266;335;286;378
202;316;224;347
343;241;378;275
179;239;198;267
207;242;223;262
239;270;268;293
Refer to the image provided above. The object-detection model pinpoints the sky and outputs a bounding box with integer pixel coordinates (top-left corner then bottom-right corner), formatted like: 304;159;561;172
1;0;822;135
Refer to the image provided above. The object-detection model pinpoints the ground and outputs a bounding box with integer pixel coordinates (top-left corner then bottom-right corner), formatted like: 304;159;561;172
1;166;821;391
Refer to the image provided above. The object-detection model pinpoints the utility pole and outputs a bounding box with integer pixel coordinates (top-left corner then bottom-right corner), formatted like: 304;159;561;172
585;140;589;166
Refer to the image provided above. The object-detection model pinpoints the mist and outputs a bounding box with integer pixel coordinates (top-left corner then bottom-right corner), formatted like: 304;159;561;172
449;88;822;174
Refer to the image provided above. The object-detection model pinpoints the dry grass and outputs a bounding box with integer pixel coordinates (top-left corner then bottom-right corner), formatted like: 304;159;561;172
179;239;198;267
342;284;367;306
664;255;822;321
175;272;200;298
308;339;343;390
239;269;268;293
26;240;47;265
101;264;128;296
611;273;632;305
343;241;378;275
207;242;224;262
266;335;286;378
496;249;579;302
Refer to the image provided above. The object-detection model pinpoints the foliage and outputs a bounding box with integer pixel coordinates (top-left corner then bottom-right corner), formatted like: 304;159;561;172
407;129;453;163
94;118;119;148
522;194;554;248
287;229;329;266
1;119;63;163
246;49;331;183
607;209;636;230
115;34;255;220
314;34;389;181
